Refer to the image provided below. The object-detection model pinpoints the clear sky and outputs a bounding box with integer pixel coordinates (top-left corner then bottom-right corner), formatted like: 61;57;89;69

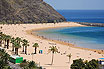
44;0;104;10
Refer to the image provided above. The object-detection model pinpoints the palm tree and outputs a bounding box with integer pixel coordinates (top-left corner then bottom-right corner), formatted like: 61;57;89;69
1;34;6;48
0;37;2;47
32;43;39;54
22;39;29;54
2;35;11;49
10;37;15;51
22;39;27;52
5;35;11;49
1;34;7;48
0;32;5;47
48;46;58;65
15;37;22;44
13;41;21;55
0;33;3;47
67;53;72;63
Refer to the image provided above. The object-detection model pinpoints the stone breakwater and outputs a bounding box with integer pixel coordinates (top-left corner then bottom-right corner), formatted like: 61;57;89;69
77;22;104;27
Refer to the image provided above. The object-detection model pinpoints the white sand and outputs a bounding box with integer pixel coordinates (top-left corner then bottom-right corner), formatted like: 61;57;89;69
0;22;103;69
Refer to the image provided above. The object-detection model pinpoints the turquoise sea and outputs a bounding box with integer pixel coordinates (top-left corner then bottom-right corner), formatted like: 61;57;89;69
34;27;104;50
34;10;104;50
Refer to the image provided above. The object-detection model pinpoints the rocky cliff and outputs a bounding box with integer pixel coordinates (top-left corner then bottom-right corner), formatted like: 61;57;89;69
0;0;66;24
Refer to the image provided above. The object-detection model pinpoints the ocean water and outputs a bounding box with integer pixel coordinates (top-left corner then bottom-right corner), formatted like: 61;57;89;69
35;27;104;50
34;10;104;50
57;10;104;23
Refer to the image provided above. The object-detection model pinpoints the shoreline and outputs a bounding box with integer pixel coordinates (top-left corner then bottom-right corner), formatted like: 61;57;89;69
1;22;104;69
26;22;104;54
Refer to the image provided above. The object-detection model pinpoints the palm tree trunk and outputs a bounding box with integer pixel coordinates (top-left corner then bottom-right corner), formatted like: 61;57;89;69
51;53;54;65
4;39;6;48
15;48;18;55
1;40;3;47
25;46;27;54
7;40;9;49
15;48;16;54
35;47;37;54
69;58;70;63
0;40;2;47
12;45;14;51
22;46;24;52
3;40;5;47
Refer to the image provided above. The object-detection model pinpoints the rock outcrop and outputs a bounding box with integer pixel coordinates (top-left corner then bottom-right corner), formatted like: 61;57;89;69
0;0;66;24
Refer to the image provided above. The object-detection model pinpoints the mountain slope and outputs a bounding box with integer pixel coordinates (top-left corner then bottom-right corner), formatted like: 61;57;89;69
0;0;66;24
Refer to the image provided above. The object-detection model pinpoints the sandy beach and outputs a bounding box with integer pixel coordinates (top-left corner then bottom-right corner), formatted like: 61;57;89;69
0;22;104;69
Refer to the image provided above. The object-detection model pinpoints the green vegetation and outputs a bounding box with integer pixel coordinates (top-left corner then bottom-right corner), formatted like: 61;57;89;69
33;43;39;54
0;32;30;55
0;21;7;24
22;39;29;54
14;42;21;55
0;32;27;55
0;49;42;69
20;60;42;69
4;35;11;49
10;37;15;51
71;58;99;69
0;49;12;69
85;59;99;69
48;46;58;65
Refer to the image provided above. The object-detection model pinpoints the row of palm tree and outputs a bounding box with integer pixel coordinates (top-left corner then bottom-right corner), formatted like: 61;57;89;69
0;32;40;55
0;32;29;55
1;31;59;66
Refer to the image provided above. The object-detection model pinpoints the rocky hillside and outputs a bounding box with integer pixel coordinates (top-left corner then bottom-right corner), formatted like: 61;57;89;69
0;0;66;24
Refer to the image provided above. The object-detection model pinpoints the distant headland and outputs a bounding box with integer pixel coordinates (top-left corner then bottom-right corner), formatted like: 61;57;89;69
77;22;104;27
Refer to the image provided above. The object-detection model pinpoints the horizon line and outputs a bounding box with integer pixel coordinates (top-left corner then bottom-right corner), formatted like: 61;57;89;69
56;9;104;10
